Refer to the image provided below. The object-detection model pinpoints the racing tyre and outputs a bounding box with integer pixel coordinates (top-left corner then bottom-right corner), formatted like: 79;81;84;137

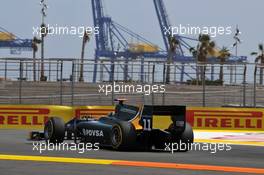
110;121;136;150
169;122;193;152
110;125;123;149
179;123;194;151
44;117;65;144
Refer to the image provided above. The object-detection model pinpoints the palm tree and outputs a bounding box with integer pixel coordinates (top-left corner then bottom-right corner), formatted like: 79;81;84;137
251;44;264;85
189;46;199;84
166;35;179;84
79;31;90;82
190;34;216;81
218;47;230;84
32;37;41;81
197;34;216;62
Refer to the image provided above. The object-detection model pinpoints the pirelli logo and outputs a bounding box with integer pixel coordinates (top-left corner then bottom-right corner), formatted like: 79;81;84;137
187;110;263;129
0;108;50;126
75;108;114;119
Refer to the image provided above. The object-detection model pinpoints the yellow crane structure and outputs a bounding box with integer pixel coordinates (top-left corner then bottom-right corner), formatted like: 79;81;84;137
128;43;159;53
0;32;15;41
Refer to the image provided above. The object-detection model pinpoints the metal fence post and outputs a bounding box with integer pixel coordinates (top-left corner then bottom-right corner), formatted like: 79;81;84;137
242;64;247;106
37;61;40;81
56;60;59;81
152;64;155;84
25;62;28;81
211;64;214;81
162;63;166;105
152;65;155;105
141;74;145;104
60;60;63;105
48;59;51;81
100;60;103;82
33;55;36;82
253;64;257;107
260;65;263;85
71;61;75;106
19;60;23;104
140;56;144;83
202;64;206;107
173;64;176;82
111;61;115;105
230;64;233;84
4;59;7;80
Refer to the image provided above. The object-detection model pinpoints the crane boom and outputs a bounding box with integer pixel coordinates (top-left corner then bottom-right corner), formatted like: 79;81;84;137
153;0;171;52
0;27;32;53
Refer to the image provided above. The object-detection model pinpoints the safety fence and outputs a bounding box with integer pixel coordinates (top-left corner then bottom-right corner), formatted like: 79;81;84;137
0;58;263;107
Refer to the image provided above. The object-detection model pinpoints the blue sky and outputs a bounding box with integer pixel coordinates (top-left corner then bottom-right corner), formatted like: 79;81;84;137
0;0;263;62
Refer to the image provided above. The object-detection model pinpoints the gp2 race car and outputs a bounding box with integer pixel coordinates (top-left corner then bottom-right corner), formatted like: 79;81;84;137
30;99;193;151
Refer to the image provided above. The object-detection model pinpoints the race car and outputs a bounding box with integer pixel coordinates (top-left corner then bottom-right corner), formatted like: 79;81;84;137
30;99;193;151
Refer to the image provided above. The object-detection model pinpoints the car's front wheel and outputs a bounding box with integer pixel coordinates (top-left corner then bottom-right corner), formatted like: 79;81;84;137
44;117;65;144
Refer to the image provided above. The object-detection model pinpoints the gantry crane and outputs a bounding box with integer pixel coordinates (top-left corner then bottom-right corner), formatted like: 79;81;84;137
91;0;171;82
91;0;246;83
0;27;32;54
91;0;204;83
153;0;247;81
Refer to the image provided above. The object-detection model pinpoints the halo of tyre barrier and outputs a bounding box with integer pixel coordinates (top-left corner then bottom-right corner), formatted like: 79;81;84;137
0;105;263;131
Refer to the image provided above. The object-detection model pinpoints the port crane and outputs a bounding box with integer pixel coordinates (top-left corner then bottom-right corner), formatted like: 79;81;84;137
91;0;247;83
91;0;173;82
0;27;32;54
153;0;247;82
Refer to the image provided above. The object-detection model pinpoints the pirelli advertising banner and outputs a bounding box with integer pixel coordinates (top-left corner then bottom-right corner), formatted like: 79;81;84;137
0;105;263;131
0;105;73;129
0;105;114;130
186;107;264;131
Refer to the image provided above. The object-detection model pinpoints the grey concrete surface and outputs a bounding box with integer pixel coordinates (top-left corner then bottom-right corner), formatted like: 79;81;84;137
0;130;263;175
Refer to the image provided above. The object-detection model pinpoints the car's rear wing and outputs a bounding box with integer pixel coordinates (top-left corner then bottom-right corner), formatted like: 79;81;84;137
142;105;186;132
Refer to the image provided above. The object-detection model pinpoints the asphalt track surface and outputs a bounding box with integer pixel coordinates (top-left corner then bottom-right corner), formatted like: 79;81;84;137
0;130;263;175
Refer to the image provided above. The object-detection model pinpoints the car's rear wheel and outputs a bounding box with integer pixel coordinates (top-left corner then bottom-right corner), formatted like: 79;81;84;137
168;122;193;152
44;117;65;144
111;125;123;149
110;121;136;150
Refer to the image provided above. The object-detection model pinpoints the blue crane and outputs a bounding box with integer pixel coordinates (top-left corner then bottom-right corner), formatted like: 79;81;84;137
91;0;198;83
153;0;247;81
153;0;248;63
91;0;246;83
91;0;173;82
0;27;32;54
153;0;197;55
